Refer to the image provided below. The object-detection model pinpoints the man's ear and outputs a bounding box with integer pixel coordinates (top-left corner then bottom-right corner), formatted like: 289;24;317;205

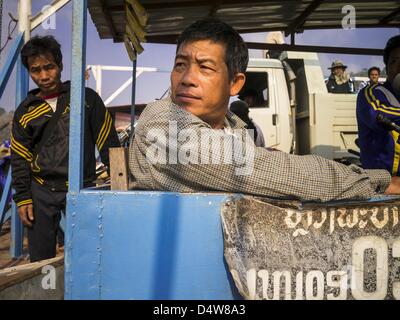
230;73;246;96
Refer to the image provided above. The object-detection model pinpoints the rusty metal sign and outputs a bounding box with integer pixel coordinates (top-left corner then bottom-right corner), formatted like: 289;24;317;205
221;196;400;300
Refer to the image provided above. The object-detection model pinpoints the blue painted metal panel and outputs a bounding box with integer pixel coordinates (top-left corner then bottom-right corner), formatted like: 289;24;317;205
65;191;240;300
65;193;103;299
65;0;88;299
0;33;24;99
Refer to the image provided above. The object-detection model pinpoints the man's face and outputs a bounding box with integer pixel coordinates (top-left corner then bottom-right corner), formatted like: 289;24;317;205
332;67;345;77
27;53;62;96
387;47;400;84
369;70;380;83
171;40;245;128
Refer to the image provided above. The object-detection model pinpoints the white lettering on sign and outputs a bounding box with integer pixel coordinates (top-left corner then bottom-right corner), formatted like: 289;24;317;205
326;271;348;300
392;237;400;300
284;207;399;237
351;236;388;300
244;236;399;300
305;271;324;300
272;271;291;300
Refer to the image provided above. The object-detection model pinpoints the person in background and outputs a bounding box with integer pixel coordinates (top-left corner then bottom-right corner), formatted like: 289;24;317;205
357;35;400;176
239;88;259;107
11;36;120;262
358;66;382;92
129;18;400;202
326;60;354;93
367;66;381;85
230;100;265;147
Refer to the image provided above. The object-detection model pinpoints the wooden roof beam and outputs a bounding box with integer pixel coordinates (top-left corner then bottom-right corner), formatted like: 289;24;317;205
208;1;222;17
100;0;119;40
108;0;279;11
285;0;324;36
380;7;400;24
246;42;383;56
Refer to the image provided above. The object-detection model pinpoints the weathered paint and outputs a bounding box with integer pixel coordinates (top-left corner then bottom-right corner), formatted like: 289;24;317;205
221;195;400;300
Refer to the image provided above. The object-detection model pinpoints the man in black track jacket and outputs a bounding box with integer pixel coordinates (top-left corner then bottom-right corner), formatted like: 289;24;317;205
11;35;120;262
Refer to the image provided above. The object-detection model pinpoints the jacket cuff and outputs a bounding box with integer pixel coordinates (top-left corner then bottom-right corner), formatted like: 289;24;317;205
365;169;391;193
16;198;33;207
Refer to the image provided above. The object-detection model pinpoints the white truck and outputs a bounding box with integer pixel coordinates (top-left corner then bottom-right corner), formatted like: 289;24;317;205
244;52;359;161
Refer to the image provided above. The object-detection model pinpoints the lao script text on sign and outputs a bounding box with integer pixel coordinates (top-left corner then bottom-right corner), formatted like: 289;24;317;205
221;196;400;300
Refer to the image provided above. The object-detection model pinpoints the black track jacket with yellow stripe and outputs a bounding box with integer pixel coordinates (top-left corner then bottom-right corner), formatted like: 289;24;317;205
357;82;400;175
11;81;120;207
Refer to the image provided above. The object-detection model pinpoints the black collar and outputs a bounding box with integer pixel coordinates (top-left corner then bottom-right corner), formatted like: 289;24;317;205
22;81;71;108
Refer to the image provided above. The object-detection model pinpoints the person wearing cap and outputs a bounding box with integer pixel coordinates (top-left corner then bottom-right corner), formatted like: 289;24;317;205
230;100;265;147
356;35;400;176
326;60;354;93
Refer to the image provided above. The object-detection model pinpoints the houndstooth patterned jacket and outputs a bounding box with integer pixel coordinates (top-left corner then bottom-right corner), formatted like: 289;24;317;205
129;98;391;202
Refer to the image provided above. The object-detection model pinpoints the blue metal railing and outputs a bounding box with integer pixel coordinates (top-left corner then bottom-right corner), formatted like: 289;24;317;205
0;32;27;258
0;33;24;97
0;170;12;229
68;0;87;194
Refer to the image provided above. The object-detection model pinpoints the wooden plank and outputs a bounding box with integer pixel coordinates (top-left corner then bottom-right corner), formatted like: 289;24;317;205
0;255;64;291
0;255;64;299
109;147;129;191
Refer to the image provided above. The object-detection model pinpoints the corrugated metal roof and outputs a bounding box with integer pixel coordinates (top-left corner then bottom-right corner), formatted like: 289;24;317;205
88;0;400;43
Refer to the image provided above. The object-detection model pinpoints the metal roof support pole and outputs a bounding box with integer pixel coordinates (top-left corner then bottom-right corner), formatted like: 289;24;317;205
0;0;3;62
0;33;24;98
18;0;31;42
10;0;32;258
11;60;29;258
68;0;87;194
130;54;137;137
95;65;102;97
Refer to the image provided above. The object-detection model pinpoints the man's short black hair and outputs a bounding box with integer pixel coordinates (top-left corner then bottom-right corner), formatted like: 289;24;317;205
21;35;62;69
176;18;249;80
368;66;380;77
230;100;249;118
384;35;400;67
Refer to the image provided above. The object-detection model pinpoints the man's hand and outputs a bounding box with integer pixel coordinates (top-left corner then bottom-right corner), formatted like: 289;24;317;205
18;204;34;227
385;176;400;195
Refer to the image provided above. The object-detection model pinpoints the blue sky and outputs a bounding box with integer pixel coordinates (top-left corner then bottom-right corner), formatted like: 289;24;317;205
0;0;399;111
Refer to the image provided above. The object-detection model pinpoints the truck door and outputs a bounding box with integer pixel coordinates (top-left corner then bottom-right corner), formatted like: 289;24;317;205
240;70;279;148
